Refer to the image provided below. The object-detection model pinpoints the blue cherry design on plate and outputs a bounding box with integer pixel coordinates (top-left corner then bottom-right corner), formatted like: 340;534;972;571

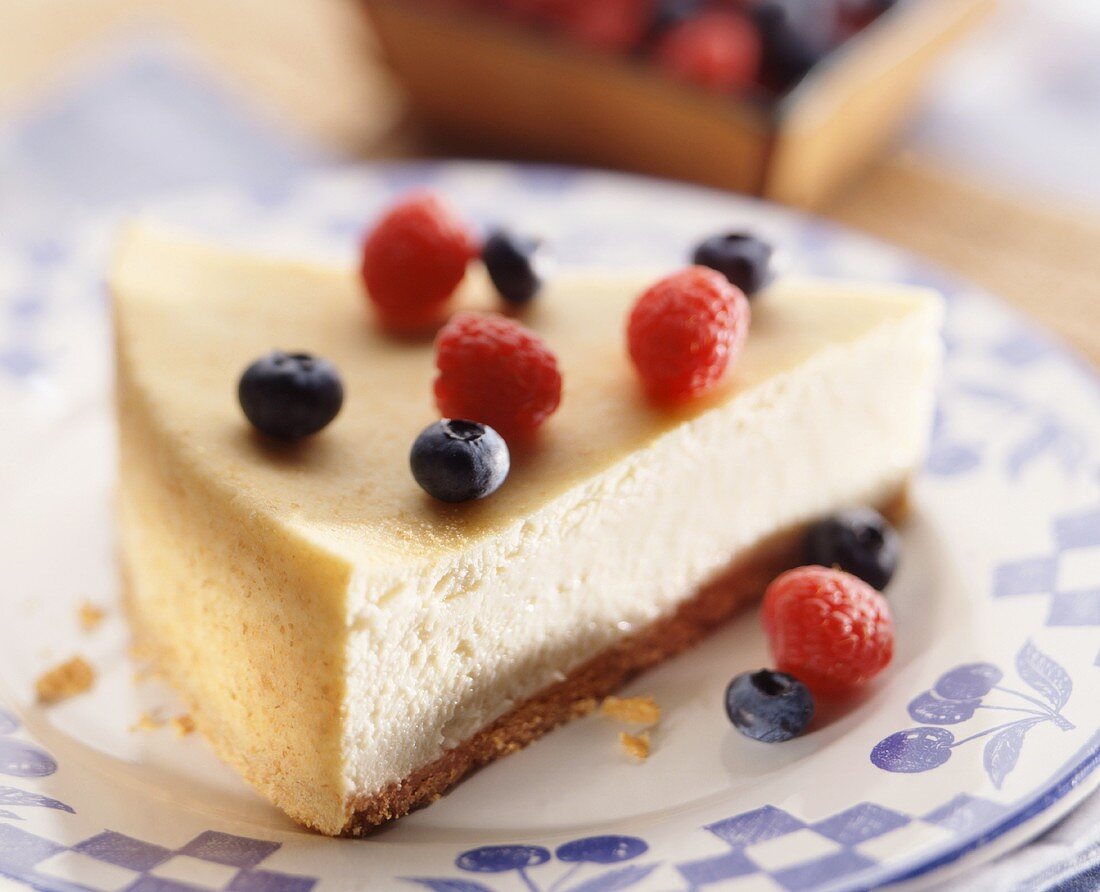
872;641;1075;788
872;728;955;772
0;740;58;778
933;663;1002;700
455;845;551;873
925;440;982;477
0;709;57;778
555;835;646;864
0;705;75;820
409;835;654;892
906;691;980;725
551;836;652;891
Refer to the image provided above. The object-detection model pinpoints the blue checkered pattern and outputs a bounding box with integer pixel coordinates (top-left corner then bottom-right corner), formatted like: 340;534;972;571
0;824;316;891
995;504;1100;664
675;796;1008;890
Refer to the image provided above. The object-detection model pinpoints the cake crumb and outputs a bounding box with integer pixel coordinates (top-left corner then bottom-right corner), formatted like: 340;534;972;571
36;657;95;704
130;711;164;733
619;730;651;760
170;714;196;737
78;602;105;632
601;695;660;726
572;698;598;716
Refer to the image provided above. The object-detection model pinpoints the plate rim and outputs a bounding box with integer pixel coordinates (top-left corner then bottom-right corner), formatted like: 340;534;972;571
2;158;1099;891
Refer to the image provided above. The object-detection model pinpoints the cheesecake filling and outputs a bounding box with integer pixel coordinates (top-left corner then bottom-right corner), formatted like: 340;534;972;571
113;224;943;833
340;304;940;801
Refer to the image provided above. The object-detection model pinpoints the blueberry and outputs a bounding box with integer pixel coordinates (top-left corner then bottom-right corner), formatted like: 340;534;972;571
749;2;830;93
805;507;900;591
691;233;774;297
871;727;954;773
482;229;548;306
410;419;510;503
933;663;1003;700
238;351;343;440
725;670;814;743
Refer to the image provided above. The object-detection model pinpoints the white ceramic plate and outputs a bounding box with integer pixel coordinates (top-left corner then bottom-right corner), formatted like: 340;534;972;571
1;163;1098;892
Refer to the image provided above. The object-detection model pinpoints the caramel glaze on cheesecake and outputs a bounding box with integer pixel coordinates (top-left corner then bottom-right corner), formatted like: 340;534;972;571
112;224;941;835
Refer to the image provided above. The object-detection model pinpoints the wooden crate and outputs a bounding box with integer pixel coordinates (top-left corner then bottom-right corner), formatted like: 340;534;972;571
366;0;994;208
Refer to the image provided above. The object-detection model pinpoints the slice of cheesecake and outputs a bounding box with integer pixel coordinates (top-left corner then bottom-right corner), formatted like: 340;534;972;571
112;223;942;836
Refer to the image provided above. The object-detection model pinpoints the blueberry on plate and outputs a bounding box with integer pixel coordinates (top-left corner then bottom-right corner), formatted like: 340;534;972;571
691;232;774;297
482;228;549;306
725;670;814;742
805;507;900;590
238;350;343;440
410;419;510;503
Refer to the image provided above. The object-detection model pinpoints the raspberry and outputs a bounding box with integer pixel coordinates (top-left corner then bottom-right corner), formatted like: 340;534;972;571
558;0;650;52
434;312;562;441
360;191;478;333
626;266;750;404
655;11;762;92
763;566;894;698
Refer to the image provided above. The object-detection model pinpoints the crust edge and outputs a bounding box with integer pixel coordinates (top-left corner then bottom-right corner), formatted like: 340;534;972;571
339;486;910;836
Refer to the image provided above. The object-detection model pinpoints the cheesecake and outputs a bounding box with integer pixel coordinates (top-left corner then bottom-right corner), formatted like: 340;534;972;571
112;223;942;836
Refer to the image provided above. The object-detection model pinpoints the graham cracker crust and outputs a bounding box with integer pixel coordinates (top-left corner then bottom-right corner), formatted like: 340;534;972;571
340;487;909;836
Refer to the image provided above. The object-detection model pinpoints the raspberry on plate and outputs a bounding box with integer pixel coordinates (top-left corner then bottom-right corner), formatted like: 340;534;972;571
360;191;478;333
434;312;563;442
627;266;750;404
655;11;762;92
763;565;894;697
